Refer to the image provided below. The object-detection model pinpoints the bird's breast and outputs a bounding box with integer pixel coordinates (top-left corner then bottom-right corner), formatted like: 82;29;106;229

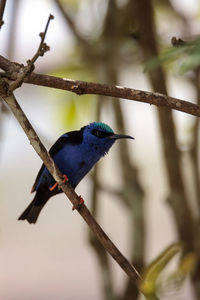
53;144;101;188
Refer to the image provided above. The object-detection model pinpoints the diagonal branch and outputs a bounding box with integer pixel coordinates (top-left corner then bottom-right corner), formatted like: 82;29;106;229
0;90;142;289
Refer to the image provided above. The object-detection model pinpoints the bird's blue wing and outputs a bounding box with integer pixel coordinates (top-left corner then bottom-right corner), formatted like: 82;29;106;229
31;135;68;193
31;129;84;193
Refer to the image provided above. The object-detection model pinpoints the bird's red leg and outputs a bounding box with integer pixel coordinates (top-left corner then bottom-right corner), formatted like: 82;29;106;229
49;174;68;191
62;174;68;183
72;196;84;210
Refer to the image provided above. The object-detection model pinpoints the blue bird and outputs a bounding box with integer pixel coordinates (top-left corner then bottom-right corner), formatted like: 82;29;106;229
18;122;134;224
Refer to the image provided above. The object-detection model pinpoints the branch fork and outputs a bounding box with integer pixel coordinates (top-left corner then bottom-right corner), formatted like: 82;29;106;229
0;12;143;293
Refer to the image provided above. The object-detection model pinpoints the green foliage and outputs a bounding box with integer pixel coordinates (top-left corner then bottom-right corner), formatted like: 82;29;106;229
139;243;197;299
59;0;80;11
50;63;95;82
144;38;200;74
54;93;97;130
49;59;98;129
162;252;197;293
139;243;182;299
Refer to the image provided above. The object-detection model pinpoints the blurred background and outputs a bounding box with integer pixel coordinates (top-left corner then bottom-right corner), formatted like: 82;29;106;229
0;0;200;299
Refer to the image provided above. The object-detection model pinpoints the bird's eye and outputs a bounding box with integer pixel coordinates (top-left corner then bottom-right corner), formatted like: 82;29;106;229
92;129;113;138
92;129;102;137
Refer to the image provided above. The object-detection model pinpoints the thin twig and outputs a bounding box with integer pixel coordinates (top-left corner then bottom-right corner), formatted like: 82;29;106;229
8;14;54;92
0;0;7;29
30;14;54;65
0;91;142;287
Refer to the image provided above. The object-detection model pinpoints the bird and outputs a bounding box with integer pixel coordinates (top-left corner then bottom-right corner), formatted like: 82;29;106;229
18;122;134;224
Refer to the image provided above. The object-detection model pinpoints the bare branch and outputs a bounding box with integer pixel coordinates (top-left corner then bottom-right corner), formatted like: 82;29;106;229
0;90;142;288
0;53;199;117
8;14;53;92
29;14;54;65
0;0;7;29
22;73;200;117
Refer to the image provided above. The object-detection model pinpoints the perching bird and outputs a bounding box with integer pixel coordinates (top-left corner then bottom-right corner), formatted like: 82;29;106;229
18;122;134;224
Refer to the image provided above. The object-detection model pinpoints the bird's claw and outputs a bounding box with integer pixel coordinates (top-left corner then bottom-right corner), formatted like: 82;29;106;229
49;174;68;191
72;196;84;211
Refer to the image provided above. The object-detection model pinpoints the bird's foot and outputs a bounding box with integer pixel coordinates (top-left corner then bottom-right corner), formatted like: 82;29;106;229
72;196;84;211
49;174;68;191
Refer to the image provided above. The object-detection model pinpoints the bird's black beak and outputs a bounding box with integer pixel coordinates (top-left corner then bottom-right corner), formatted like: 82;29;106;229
109;134;134;140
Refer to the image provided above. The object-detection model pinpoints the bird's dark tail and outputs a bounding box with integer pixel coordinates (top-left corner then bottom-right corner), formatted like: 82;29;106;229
18;191;50;224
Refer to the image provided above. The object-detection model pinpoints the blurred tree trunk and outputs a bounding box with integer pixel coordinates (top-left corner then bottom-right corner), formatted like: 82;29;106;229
97;3;146;299
190;68;200;299
89;99;115;300
133;0;200;298
133;0;195;248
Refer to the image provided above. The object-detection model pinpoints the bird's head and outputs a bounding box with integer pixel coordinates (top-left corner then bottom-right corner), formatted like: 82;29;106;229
82;122;134;157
